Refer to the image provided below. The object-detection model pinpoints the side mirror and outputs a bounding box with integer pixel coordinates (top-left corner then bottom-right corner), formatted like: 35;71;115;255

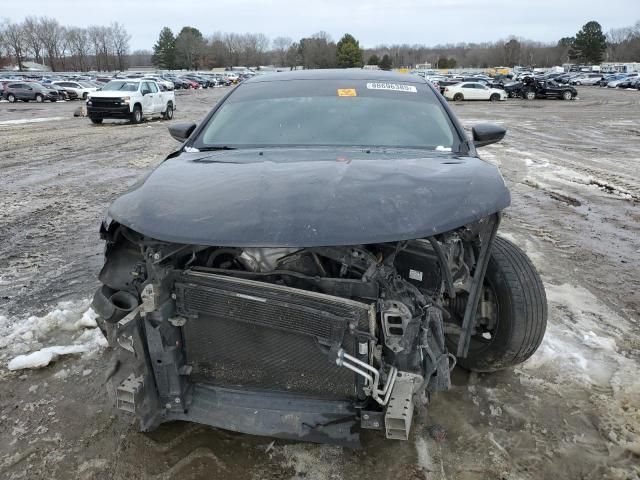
168;122;197;142
472;123;506;148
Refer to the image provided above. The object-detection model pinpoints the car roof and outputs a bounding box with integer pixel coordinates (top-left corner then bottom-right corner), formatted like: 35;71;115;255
245;69;427;84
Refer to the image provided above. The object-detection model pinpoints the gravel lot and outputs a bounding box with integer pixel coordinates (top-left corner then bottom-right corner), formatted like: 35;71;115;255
1;86;639;480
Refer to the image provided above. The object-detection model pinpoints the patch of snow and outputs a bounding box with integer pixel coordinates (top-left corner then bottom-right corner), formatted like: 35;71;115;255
0;299;107;371
521;282;638;398
0;117;66;126
7;345;89;371
415;436;433;471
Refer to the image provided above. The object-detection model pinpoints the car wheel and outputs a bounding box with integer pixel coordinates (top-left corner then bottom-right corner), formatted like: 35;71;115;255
7;93;16;103
524;90;536;100
490;93;500;102
131;105;142;124
35;94;44;103
446;236;547;372
562;90;573;100
453;93;464;101
163;103;174;120
575;81;581;86
90;117;103;124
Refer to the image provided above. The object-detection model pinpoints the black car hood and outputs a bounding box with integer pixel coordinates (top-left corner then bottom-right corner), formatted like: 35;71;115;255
108;148;510;247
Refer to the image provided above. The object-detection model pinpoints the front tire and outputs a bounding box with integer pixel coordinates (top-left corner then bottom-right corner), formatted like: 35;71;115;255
490;93;500;102
90;117;103;124
562;90;573;100
448;236;547;372
35;94;44;103
162;103;174;120
453;93;464;101
131;105;142;124
524;90;536;100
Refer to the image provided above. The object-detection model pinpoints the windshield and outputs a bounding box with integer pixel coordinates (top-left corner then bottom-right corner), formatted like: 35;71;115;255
101;80;139;92
194;78;459;151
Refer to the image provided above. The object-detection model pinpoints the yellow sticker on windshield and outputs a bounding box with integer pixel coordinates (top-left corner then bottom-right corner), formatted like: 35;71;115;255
337;88;357;97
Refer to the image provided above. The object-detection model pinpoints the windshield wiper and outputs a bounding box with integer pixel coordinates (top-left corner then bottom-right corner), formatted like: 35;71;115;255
196;146;237;151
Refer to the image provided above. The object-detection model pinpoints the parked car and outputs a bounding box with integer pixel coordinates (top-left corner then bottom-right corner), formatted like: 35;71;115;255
569;73;603;86
161;75;188;89
178;77;200;89
142;76;174;91
444;82;507;101
2;82;60;102
209;74;232;86
91;69;547;447
182;74;211;88
607;73;638;88
86;79;175;124
598;74;624;87
48;83;76;100
526;79;577;100
52;80;97;99
617;77;640;89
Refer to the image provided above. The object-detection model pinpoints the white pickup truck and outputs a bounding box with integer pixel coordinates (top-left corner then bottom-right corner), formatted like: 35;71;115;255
86;79;175;124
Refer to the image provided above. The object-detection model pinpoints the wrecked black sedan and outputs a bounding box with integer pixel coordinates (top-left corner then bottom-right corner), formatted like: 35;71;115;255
92;70;547;447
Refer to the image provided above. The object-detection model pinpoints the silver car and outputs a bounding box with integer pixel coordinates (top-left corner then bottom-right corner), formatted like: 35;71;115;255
569;73;603;86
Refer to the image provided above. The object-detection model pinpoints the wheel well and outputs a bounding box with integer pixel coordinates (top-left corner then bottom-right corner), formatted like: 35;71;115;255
133;102;142;111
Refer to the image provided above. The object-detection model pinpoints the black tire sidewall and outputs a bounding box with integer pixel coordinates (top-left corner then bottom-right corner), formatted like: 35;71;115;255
452;236;547;372
164;104;173;119
131;106;142;124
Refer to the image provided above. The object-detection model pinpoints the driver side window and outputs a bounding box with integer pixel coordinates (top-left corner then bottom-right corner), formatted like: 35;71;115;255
141;82;151;95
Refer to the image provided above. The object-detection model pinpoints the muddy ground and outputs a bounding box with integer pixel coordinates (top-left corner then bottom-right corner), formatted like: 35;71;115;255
0;86;639;480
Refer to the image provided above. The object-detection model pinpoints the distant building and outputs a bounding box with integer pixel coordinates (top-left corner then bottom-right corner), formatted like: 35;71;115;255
415;63;432;69
600;62;640;73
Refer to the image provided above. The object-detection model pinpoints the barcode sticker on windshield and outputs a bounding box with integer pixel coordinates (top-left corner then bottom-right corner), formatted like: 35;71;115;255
366;82;417;93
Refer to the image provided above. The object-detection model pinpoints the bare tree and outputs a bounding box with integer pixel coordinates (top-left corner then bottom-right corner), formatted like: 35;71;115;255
4;21;27;70
272;36;292;66
65;27;90;71
111;22;131;71
37;17;65;71
23;17;44;65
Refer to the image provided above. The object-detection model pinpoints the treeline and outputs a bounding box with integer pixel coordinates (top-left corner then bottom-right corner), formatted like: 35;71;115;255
0;17;131;71
366;21;640;69
153;20;640;71
2;18;639;73
152;28;365;70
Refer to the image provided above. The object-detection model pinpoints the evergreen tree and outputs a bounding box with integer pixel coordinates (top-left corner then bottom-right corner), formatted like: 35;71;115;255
152;27;176;69
367;54;380;65
336;33;363;68
379;54;392;70
174;27;206;69
573;21;607;64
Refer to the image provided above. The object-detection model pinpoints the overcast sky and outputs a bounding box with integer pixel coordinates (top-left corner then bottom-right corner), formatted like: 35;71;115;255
4;0;639;50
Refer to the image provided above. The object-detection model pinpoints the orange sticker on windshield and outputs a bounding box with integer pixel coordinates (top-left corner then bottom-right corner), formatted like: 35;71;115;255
337;88;357;97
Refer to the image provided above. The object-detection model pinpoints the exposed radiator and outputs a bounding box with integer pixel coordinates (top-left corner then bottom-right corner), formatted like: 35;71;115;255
174;271;373;399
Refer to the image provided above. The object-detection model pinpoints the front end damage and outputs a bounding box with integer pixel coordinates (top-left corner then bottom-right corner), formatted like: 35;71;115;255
93;214;500;446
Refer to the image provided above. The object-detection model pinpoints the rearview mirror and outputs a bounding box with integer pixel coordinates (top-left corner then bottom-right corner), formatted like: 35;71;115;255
472;123;506;148
168;122;197;142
